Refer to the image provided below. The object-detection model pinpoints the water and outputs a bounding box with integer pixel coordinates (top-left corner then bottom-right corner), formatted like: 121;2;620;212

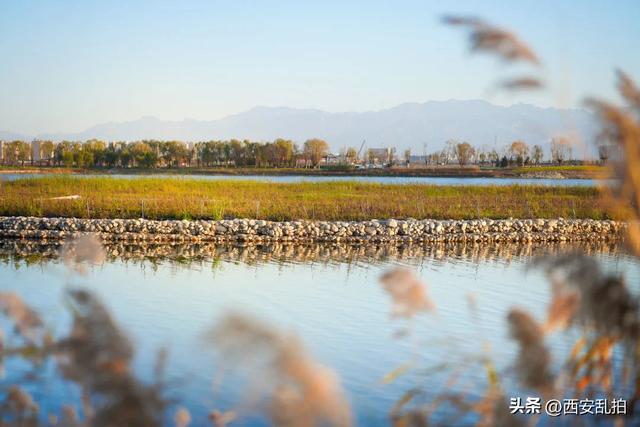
0;240;637;425
0;172;600;186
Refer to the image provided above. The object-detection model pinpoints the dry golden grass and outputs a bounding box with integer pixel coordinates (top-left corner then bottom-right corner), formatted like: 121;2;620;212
0;176;608;220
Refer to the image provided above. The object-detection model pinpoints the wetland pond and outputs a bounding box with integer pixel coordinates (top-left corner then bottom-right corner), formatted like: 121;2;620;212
0;172;599;187
0;240;637;426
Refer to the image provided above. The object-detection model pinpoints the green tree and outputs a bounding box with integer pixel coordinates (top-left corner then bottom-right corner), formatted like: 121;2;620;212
120;147;133;168
74;143;94;168
13;141;31;166
62;151;74;167
4;141;19;164
38;140;55;165
130;142;157;168
104;145;120;168
86;139;106;167
273;139;294;167
228;139;245;167
160;141;188;167
55;141;74;167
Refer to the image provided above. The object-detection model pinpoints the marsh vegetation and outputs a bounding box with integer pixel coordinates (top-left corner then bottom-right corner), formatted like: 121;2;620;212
0;177;609;220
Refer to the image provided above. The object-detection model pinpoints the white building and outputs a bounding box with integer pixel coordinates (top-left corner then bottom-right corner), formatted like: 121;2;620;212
0;141;4;162
31;140;56;163
31;140;41;162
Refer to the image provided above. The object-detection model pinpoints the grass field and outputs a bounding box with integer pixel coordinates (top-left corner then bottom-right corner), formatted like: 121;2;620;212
0;176;609;220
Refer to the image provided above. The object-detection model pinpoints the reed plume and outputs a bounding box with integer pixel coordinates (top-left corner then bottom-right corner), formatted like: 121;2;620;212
56;289;164;427
3;386;39;421
507;309;553;396
174;407;191;427
587;71;640;256
534;253;640;340
443;15;540;65
0;293;43;345
210;313;352;427
379;268;434;318
208;410;237;427
617;70;640;110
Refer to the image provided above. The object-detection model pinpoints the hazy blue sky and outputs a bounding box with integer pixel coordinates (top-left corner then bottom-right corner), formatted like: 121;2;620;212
1;0;639;135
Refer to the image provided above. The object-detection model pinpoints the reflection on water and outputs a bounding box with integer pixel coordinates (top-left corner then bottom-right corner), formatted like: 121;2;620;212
0;172;600;187
0;240;638;425
0;239;626;268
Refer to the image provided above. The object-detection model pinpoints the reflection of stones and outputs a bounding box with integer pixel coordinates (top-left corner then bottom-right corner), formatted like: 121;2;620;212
0;216;625;244
0;239;625;267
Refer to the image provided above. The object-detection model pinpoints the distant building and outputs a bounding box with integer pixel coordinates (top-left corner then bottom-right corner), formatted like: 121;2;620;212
0;141;4;162
367;147;396;165
409;155;428;164
31;140;42;162
322;153;341;165
30;140;56;164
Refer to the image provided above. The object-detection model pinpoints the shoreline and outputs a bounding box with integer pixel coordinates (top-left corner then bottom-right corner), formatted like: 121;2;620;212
0;216;625;244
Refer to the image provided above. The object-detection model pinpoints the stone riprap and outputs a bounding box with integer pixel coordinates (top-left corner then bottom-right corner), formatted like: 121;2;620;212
0;216;625;244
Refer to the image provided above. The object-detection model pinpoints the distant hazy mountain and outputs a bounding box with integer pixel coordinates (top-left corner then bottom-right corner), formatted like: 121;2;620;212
27;100;597;155
0;130;28;141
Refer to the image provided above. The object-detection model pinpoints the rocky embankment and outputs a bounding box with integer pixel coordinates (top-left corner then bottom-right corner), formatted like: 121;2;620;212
0;216;625;244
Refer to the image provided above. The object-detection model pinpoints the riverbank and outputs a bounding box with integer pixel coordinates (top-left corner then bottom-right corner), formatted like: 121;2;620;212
0;164;605;179
0;216;624;244
0;176;608;220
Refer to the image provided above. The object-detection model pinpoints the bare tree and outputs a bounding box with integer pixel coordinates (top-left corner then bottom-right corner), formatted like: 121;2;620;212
443;140;458;164
550;138;572;164
403;149;411;166
532;145;544;164
597;143;612;164
509;140;529;166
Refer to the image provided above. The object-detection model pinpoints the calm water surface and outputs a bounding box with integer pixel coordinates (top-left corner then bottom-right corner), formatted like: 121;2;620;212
0;172;599;186
0;241;637;425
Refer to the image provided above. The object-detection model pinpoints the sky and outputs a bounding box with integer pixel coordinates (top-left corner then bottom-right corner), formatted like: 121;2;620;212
1;0;639;135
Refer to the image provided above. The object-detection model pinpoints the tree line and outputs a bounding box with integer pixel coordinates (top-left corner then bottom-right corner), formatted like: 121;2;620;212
418;137;612;167
0;138;331;169
0;137;612;169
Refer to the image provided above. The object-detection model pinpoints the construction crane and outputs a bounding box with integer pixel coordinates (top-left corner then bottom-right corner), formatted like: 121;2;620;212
357;139;366;160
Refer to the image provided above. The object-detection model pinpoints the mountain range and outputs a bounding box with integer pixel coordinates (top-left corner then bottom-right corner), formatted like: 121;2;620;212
0;100;599;156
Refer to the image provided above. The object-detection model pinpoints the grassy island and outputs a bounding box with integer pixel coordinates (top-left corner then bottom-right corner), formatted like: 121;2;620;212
0;176;608;221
